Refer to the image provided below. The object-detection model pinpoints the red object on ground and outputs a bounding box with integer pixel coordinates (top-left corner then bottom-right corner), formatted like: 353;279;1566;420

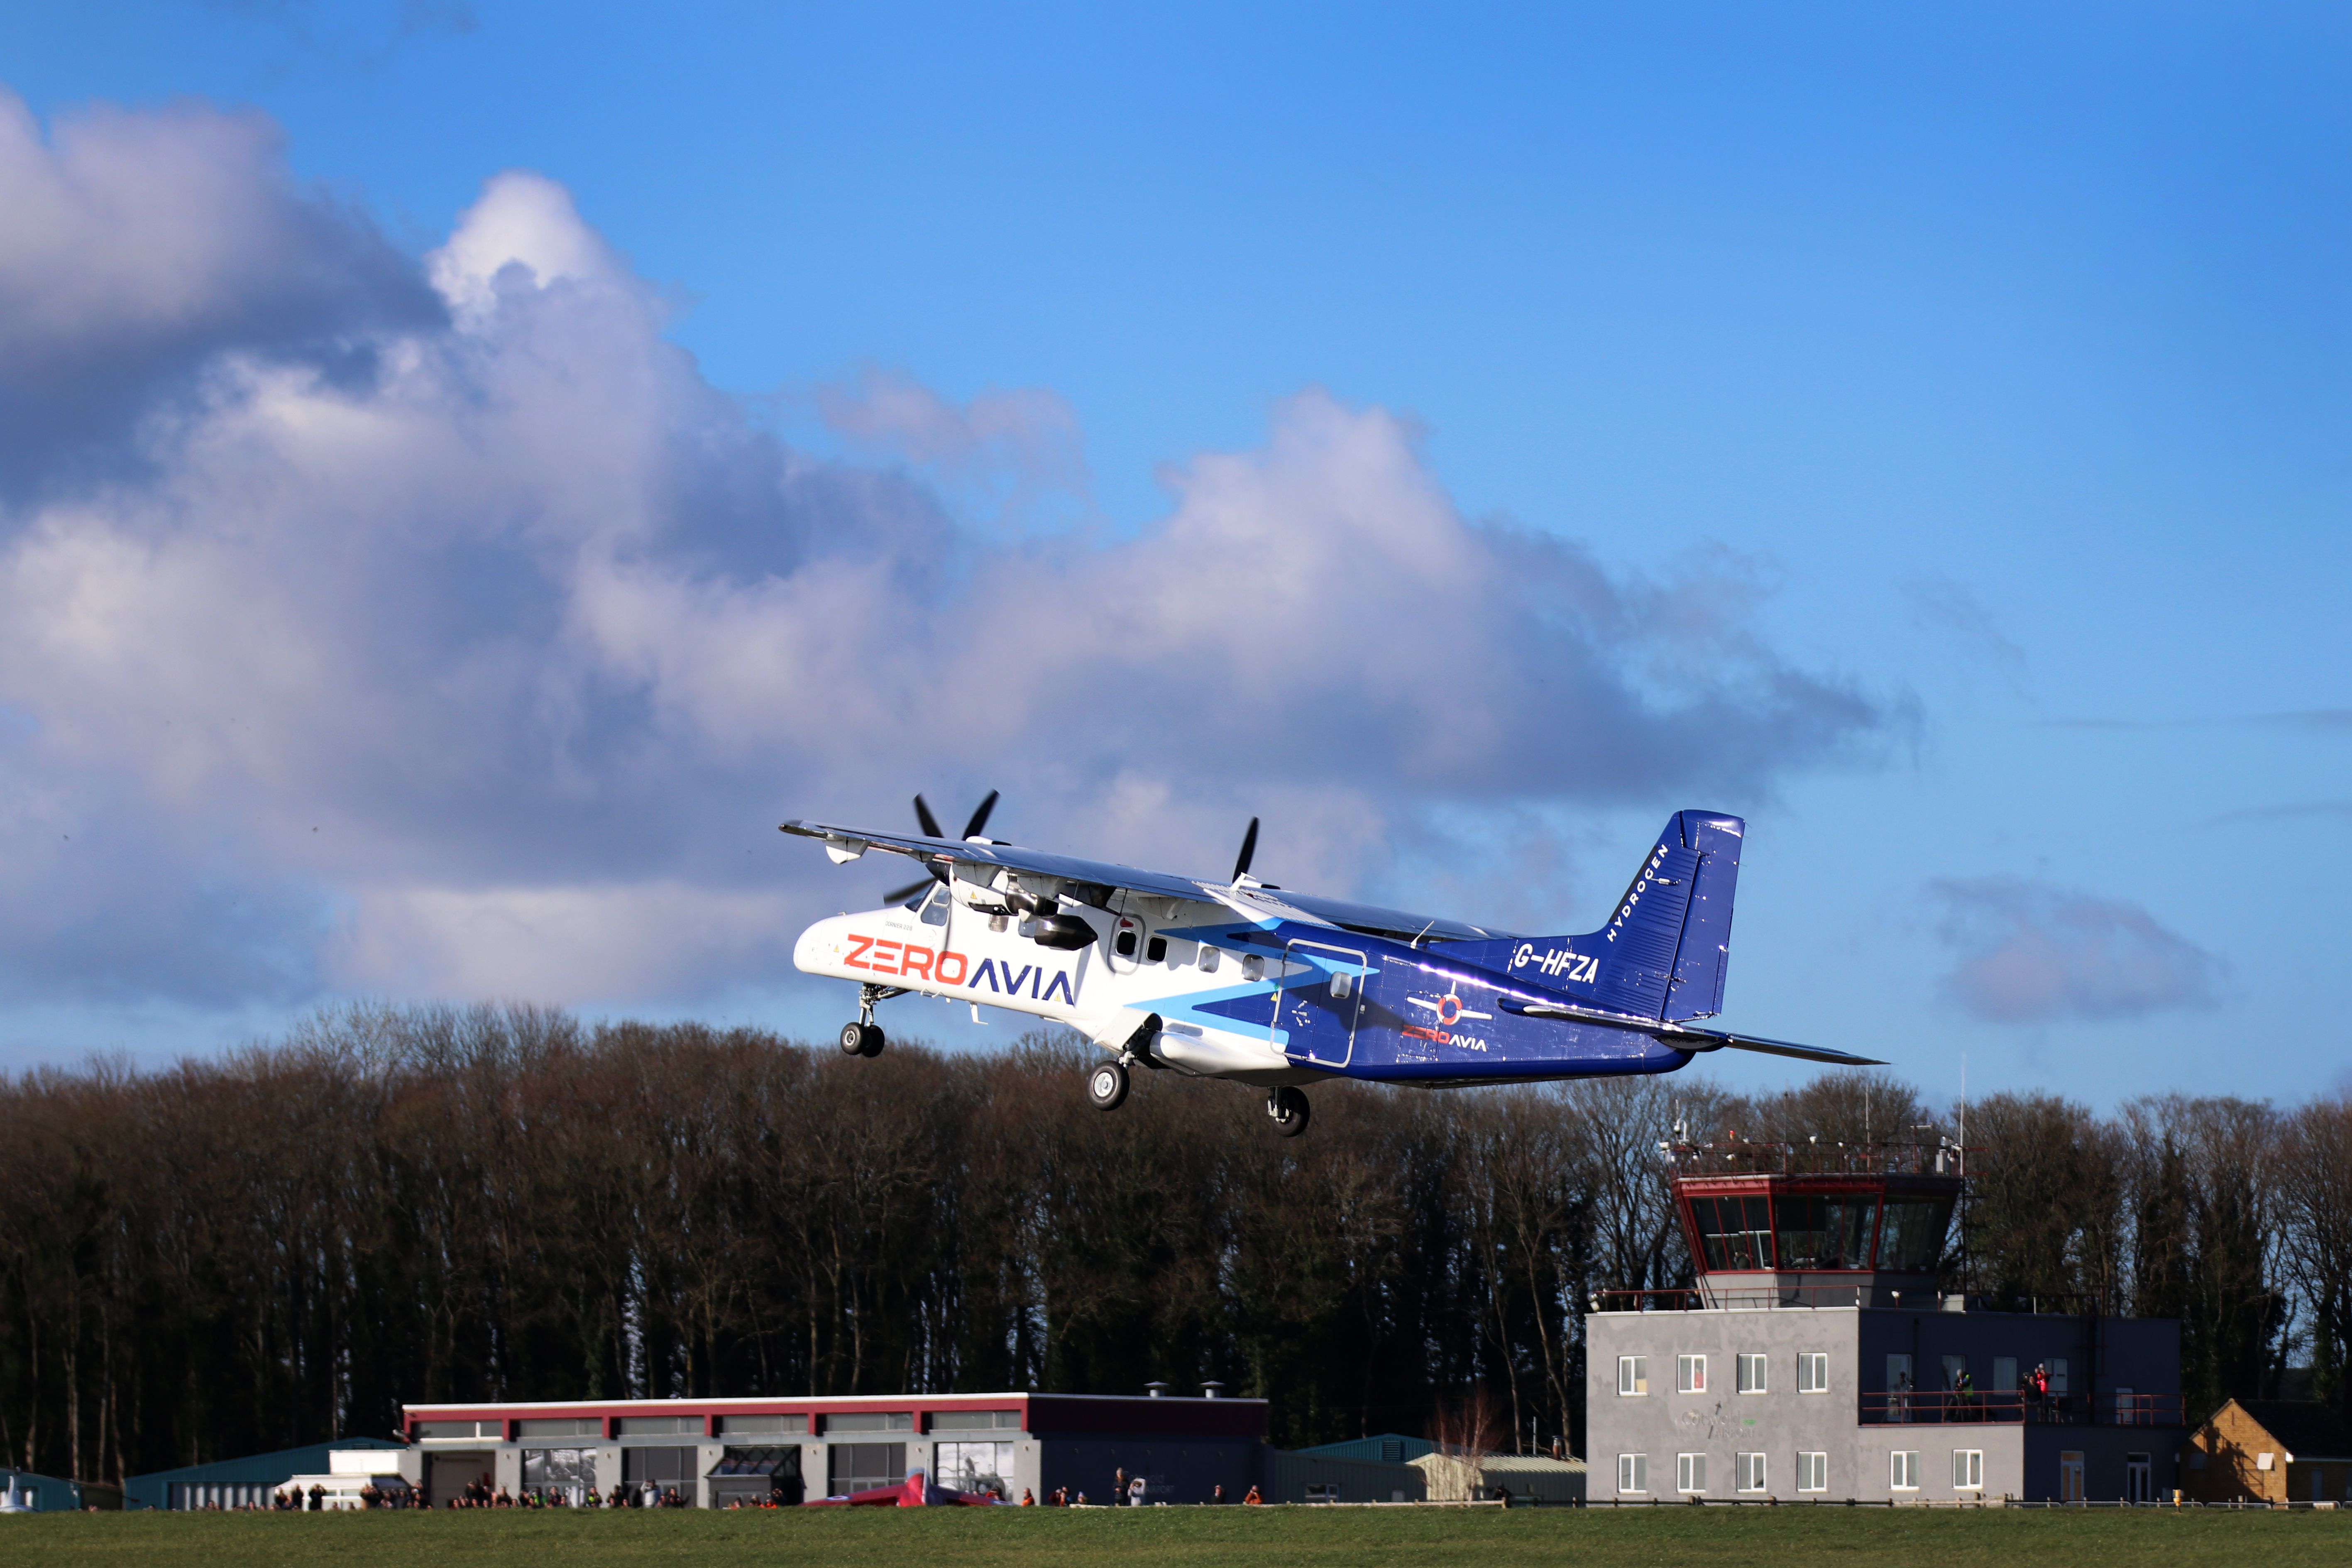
802;1469;1002;1508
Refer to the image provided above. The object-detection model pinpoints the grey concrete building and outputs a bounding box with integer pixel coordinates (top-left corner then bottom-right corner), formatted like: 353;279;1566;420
1586;1150;2183;1505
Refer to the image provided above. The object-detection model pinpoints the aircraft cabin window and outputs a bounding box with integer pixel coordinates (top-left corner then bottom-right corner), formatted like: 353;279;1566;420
1199;947;1221;974
1115;928;1138;958
1147;936;1168;964
1244;955;1264;981
1330;971;1352;999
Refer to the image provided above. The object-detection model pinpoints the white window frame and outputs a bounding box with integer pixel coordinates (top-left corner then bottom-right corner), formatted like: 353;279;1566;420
1736;1352;1767;1394
1891;1450;1920;1491
1677;1452;1708;1494
1798;1451;1828;1492
1677;1354;1707;1394
1953;1449;1983;1490
1618;1356;1648;1397
1736;1452;1767;1492
1798;1351;1829;1394
1618;1453;1647;1494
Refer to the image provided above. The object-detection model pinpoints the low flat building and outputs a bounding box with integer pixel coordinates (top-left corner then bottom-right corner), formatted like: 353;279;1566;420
126;1437;408;1511
2182;1399;2352;1505
1;1467;92;1512
1587;1146;2183;1505
402;1389;1264;1508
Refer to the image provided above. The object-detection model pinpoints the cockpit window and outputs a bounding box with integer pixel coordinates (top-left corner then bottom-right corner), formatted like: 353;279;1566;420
917;884;950;925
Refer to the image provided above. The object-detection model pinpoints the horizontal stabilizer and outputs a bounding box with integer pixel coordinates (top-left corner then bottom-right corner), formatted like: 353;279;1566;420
1672;1031;1887;1068
1505;999;1882;1067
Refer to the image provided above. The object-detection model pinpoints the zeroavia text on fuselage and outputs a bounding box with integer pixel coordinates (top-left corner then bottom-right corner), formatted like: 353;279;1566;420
785;797;1881;1137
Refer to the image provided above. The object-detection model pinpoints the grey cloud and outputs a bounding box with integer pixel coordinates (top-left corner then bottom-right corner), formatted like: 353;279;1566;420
1930;876;2226;1025
0;88;442;499
0;97;1895;1013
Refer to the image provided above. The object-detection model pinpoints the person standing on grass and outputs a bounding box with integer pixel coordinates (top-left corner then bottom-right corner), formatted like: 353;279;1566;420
1214;1484;1226;1504
1127;1474;1147;1507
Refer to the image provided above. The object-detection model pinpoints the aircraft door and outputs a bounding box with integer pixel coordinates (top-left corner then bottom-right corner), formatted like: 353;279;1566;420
1273;940;1368;1069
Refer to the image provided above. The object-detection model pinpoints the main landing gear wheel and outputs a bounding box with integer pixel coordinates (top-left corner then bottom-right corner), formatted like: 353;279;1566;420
839;1021;885;1057
1087;1059;1130;1111
1266;1086;1310;1138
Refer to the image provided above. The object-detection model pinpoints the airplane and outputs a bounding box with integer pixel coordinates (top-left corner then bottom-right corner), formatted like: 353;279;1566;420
783;796;1881;1137
803;1467;1005;1507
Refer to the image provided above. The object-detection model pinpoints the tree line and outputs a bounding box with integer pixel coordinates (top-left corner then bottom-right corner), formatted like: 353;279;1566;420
1;1003;2346;1487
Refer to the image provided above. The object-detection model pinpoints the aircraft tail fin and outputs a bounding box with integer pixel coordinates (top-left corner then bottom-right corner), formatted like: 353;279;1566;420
1449;811;1744;1021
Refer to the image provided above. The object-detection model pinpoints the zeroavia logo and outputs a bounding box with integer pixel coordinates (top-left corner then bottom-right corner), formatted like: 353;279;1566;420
842;936;1075;1004
1402;1025;1491;1052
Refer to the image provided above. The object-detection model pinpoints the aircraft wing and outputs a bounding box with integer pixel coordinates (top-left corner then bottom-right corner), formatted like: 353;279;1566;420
1504;1000;1885;1067
779;819;1517;942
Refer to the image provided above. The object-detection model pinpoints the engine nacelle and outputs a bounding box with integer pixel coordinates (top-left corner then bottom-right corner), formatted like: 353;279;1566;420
1022;912;1098;950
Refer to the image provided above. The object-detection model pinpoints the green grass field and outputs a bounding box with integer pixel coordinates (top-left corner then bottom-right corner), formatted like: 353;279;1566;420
3;1506;2348;1568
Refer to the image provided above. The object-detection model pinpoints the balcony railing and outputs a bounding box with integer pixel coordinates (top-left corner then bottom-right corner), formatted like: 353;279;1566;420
1858;1391;2181;1427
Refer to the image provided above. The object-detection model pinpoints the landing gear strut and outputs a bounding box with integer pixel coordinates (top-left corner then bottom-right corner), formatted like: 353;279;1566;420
1266;1086;1310;1138
840;984;897;1058
1086;1059;1130;1111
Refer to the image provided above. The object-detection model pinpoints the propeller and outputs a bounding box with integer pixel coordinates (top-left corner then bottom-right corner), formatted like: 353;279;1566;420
884;790;1001;904
1231;817;1259;884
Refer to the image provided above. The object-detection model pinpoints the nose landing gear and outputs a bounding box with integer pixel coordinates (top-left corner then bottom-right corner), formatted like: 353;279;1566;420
1265;1086;1310;1138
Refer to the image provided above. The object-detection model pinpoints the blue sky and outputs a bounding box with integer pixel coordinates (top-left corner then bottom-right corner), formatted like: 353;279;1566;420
0;1;2345;1108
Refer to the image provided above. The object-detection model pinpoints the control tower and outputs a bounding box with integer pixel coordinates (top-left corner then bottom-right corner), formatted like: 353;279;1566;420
1583;1140;2182;1504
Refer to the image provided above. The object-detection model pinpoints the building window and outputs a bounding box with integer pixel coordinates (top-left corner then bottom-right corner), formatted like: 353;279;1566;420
1953;1450;1983;1491
929;1409;1022;1432
2047;1358;2069;1396
1993;1356;2017;1392
719;1414;806;1437
1618;1453;1648;1494
1737;1453;1766;1492
1798;1451;1828;1492
829;1442;907;1496
1618;1356;1648;1396
822;1412;914;1434
1677;1453;1708;1494
615;1416;700;1436
516;1417;603;1438
1798;1352;1829;1393
1890;1451;1920;1491
2257;1451;2274;1471
521;1448;589;1500
2058;1451;2084;1502
1677;1354;1707;1394
1737;1353;1766;1394
936;1441;1015;1499
621;1446;696;1496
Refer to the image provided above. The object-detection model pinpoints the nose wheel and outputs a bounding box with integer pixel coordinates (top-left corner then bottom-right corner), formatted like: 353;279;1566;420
1266;1086;1310;1137
1086;1059;1129;1111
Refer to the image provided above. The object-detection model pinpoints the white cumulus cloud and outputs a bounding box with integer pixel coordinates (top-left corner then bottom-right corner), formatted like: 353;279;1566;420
0;89;1893;1018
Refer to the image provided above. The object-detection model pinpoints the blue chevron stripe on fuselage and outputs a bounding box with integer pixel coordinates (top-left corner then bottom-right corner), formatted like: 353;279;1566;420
1113;911;1695;1085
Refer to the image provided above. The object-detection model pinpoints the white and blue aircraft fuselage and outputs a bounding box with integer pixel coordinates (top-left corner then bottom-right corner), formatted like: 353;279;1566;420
785;806;1878;1136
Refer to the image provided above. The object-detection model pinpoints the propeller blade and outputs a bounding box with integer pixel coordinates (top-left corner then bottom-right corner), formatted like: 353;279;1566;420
883;877;936;905
1232;817;1259;883
961;789;1000;841
913;794;944;839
